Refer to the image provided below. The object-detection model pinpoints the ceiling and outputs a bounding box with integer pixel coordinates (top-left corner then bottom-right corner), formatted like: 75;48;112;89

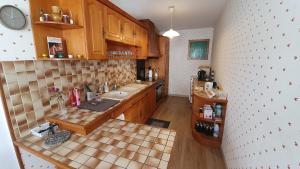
110;0;227;32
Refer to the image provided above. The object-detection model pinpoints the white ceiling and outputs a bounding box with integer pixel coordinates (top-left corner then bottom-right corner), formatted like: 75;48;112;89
110;0;227;32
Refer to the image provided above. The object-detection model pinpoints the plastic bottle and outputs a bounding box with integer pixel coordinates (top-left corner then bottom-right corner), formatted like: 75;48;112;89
213;123;219;138
74;88;80;106
69;90;76;107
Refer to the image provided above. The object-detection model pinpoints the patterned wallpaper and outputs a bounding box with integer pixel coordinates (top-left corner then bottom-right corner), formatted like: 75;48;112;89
0;60;136;140
0;0;36;60
212;0;300;168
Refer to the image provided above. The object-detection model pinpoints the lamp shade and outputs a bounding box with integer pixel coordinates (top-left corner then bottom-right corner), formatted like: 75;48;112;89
163;29;180;39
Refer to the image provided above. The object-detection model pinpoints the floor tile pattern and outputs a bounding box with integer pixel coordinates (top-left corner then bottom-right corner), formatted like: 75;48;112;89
16;119;176;169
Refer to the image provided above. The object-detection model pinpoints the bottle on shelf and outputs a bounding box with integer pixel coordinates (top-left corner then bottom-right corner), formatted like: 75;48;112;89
213;123;220;138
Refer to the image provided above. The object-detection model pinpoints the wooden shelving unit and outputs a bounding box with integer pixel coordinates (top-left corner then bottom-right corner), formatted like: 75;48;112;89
34;21;83;29
29;0;87;59
191;93;227;148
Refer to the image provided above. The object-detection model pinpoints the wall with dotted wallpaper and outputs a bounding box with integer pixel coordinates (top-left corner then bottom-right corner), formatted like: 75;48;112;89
0;0;36;60
212;0;300;168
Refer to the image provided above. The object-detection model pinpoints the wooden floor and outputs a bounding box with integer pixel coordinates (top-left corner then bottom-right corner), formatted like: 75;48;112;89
152;96;226;169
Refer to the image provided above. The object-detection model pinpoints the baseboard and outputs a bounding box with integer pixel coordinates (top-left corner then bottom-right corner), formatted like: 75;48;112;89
168;94;189;98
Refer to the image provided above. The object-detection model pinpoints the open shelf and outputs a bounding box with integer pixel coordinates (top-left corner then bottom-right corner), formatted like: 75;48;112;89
191;92;227;148
29;0;87;59
34;21;83;29
193;114;223;124
191;113;222;148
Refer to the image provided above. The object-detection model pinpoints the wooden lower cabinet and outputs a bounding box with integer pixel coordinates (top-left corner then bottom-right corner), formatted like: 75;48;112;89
124;101;141;123
144;86;156;119
118;86;156;123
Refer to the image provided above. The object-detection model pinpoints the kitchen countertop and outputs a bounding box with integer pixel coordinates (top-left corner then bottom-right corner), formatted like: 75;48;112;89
46;81;157;135
14;119;176;169
193;79;227;102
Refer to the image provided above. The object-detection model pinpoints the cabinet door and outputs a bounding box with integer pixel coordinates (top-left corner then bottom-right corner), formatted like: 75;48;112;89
148;86;157;115
122;18;135;45
138;28;148;59
143;87;156;120
134;25;142;46
124;101;141;123
85;0;107;60
106;8;122;42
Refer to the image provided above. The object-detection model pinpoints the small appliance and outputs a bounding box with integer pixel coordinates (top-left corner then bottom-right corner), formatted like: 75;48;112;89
198;69;206;81
136;60;146;81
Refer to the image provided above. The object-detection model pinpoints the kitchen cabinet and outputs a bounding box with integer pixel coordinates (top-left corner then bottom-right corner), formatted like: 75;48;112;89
122;17;135;45
134;24;148;59
159;36;170;96
134;25;142;46
124;101;141;123
106;8;123;42
106;9;139;46
85;0;107;60
140;19;160;57
115;85;156;123
141;28;149;59
141;86;156;122
146;86;157;116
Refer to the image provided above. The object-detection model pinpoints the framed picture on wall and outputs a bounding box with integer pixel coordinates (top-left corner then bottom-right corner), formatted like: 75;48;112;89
188;39;210;60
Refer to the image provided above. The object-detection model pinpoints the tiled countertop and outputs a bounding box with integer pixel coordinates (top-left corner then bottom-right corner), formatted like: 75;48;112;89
15;119;176;169
46;81;157;135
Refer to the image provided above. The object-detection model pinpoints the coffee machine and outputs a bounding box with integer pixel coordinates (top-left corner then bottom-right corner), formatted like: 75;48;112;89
198;69;206;81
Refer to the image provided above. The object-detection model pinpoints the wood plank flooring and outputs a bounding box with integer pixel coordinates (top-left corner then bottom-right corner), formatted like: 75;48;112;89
152;96;226;169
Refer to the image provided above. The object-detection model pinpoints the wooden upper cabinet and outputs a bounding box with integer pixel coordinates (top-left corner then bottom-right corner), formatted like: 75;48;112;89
121;18;135;45
106;8;123;42
85;0;107;60
140;19;160;57
134;25;142;46
140;28;148;59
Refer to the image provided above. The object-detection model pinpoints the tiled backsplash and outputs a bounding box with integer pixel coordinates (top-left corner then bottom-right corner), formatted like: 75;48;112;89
0;60;136;139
